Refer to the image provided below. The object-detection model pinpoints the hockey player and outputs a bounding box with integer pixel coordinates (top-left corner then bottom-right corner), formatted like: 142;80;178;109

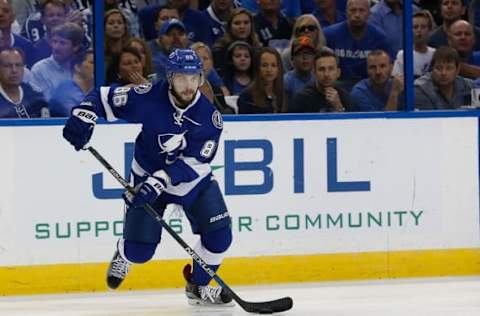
62;48;233;306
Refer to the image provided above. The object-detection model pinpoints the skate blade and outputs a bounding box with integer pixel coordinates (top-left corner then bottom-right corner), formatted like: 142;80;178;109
187;298;235;307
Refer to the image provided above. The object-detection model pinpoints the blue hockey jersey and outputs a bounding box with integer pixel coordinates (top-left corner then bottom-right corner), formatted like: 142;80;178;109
81;80;223;201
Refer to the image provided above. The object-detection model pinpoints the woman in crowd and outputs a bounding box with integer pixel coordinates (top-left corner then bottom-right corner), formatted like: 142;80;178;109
106;46;148;85
125;37;157;83
223;40;255;96
212;7;262;77
104;9;131;66
238;47;285;114
191;42;235;114
281;14;326;71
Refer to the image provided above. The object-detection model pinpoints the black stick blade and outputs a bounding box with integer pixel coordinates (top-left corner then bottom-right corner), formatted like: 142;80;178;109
238;296;293;314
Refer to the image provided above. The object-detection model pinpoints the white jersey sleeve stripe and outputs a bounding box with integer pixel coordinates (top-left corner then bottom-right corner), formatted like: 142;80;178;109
100;86;118;122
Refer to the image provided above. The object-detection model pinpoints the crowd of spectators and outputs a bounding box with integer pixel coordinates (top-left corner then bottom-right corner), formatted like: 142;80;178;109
1;0;480;119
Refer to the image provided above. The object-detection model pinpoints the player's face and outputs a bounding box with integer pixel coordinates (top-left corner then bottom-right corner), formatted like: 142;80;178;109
367;53;392;86
42;3;67;30
0;51;24;86
441;0;465;21
347;0;370;28
51;35;78;63
231;13;251;40
118;52;144;82
0;0;14;29
172;73;201;104
448;23;475;54
105;13;126;39
431;61;459;87
195;47;213;72
413;16;431;45
315;56;340;88
232;46;251;71
259;52;279;84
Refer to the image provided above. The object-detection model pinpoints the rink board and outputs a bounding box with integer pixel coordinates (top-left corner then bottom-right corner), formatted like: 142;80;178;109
0;115;479;295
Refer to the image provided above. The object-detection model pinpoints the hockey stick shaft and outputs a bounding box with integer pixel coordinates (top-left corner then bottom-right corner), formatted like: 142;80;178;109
87;146;292;314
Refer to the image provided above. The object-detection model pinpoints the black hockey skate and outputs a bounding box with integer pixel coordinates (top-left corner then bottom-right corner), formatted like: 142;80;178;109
106;249;131;290
183;264;234;306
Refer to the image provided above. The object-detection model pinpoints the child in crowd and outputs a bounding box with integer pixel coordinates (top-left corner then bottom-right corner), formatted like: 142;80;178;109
223;40;255;96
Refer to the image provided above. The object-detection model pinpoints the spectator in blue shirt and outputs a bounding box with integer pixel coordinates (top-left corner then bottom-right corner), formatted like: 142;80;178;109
30;22;84;101
30;0;68;64
254;0;293;50
301;0;348;13
0;47;48;118
323;0;391;91
168;0;213;44
469;0;480;28
447;19;480;78
138;4;180;41
49;49;93;117
148;18;189;80
284;36;317;110
313;0;347;28
202;0;233;46
370;0;419;56
235;0;347;18
351;49;404;111
0;0;34;68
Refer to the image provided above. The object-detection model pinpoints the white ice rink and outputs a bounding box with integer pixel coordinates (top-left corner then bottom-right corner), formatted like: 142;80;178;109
1;277;479;316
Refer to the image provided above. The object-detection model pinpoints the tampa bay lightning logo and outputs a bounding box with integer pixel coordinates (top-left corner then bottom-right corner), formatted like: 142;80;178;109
157;132;187;154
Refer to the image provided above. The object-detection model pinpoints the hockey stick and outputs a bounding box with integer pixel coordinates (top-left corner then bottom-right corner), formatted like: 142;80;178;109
87;146;293;314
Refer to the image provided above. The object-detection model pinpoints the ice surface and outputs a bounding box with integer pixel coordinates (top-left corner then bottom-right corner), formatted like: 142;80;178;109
0;277;479;315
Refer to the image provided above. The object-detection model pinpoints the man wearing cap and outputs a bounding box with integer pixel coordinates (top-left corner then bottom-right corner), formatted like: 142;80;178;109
148;18;189;80
289;48;353;113
284;36;316;110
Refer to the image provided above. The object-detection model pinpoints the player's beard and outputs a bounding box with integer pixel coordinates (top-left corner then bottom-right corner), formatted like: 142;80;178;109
170;74;201;108
171;88;197;108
